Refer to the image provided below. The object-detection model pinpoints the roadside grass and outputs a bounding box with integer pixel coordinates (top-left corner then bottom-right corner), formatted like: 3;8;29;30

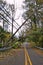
0;44;2;48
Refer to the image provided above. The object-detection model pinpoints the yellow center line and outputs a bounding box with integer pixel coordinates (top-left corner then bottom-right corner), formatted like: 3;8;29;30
24;48;32;65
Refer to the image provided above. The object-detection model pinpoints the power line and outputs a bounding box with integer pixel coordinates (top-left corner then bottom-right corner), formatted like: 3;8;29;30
6;18;29;44
0;5;20;27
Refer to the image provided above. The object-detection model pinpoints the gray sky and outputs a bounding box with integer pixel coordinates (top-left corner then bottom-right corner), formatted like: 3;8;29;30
5;0;25;36
0;0;25;37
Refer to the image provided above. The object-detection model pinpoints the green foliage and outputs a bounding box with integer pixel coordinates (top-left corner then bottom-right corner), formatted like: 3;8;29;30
39;36;43;47
22;0;43;47
23;0;43;30
27;28;43;47
0;26;5;33
36;0;43;4
12;44;18;49
0;44;2;48
12;42;22;49
19;35;25;42
29;42;36;47
0;26;12;47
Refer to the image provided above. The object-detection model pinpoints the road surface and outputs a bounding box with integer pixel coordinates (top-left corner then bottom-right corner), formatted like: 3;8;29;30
27;48;43;65
0;49;25;65
0;42;43;65
23;42;43;65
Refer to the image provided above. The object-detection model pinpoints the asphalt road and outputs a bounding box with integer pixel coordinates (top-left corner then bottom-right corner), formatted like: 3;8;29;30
0;42;43;65
27;48;43;65
23;42;43;65
0;49;25;65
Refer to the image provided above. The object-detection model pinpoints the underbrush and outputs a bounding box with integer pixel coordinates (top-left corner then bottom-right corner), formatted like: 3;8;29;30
12;42;22;49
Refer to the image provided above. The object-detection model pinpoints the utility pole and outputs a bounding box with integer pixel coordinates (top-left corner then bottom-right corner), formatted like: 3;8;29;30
12;9;13;34
10;4;15;42
11;5;15;34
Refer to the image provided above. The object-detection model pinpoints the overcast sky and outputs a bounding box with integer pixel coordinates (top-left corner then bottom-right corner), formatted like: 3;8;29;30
0;0;25;37
5;0;25;36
